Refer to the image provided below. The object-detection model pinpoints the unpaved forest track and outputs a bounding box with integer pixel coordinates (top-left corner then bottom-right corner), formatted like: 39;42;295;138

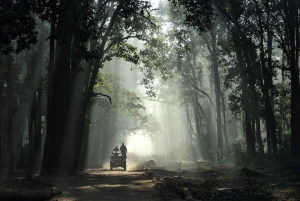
46;169;158;201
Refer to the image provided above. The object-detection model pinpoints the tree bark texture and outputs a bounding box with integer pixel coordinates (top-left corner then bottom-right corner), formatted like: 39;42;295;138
287;0;300;156
0;76;2;174
41;0;56;175
204;28;223;155
42;0;73;174
6;55;14;174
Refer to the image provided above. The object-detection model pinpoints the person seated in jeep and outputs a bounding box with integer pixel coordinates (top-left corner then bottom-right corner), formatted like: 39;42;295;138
120;143;127;158
113;146;119;152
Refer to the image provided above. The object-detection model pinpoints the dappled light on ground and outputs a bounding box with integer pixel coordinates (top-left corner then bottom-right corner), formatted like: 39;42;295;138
46;170;157;201
1;162;300;200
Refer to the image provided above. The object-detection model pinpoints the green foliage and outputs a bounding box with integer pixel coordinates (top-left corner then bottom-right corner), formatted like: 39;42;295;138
0;0;38;54
121;0;153;18
103;1;157;69
229;136;300;170
105;43;139;64
273;82;291;151
228;137;251;166
168;0;215;33
94;72;160;137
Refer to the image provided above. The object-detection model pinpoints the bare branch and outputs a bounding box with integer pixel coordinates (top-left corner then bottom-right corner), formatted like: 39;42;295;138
96;0;111;14
134;8;158;26
105;34;148;52
179;69;217;111
92;92;112;104
140;96;171;104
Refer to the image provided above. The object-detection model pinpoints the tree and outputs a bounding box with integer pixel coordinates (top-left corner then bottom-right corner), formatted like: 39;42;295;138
41;0;156;175
86;72;159;168
0;0;38;54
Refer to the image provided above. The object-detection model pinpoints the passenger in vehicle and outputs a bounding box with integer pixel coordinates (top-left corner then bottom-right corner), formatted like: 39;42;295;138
113;146;119;152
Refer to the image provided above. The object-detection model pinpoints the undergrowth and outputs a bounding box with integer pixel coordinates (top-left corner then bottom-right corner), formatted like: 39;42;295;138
228;140;300;171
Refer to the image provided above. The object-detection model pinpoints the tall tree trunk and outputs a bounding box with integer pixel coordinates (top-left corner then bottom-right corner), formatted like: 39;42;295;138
254;105;264;155
253;0;276;155
210;29;223;155
79;105;92;172
6;55;14;174
288;0;300;156
28;95;35;170
0;76;2;174
245;108;254;154
70;1;124;174
41;0;56;175
193;97;203;159
286;0;300;156
217;0;263;156
42;0;72;174
71;100;89;174
233;37;256;155
220;93;229;148
26;49;35;171
33;86;42;171
203;28;223;156
185;103;197;161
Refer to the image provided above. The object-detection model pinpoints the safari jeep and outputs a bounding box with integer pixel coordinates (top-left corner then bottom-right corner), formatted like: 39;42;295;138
110;152;126;171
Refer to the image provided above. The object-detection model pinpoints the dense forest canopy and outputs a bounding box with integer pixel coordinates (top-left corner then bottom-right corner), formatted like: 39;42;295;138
0;0;299;177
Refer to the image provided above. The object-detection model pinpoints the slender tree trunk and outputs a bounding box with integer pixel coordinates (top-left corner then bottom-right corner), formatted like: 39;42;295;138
218;0;263;156
220;93;229;148
187;51;204;159
71;1;124;174
254;106;264;155
6;55;14;174
193;97;203;159
195;99;213;159
295;0;300;155
0;77;2;174
287;0;300;156
33;86;42;171
233;37;255;155
185;103;197;161
26;49;34;171
245;104;254;155
28;87;36;170
209;28;223;156
253;0;276;155
79;105;92;172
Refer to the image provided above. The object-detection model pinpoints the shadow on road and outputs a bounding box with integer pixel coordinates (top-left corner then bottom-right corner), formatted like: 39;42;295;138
46;169;157;201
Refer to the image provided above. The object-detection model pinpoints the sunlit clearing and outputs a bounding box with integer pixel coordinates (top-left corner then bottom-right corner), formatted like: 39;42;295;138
127;134;152;156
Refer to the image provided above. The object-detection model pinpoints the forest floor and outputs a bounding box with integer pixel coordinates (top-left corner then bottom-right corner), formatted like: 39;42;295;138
0;160;300;201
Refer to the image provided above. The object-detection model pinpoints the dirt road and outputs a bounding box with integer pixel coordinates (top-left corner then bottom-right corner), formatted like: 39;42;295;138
47;169;158;201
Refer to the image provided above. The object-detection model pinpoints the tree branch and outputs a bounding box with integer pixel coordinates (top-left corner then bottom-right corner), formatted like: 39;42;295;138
92;92;112;104
180;72;217;111
140;96;170;104
105;34;148;52
134;8;158;27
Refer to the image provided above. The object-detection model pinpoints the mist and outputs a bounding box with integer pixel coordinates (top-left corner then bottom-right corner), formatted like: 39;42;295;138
1;0;300;200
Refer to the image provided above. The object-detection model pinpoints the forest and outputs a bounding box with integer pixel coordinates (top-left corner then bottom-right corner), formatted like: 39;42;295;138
0;0;300;200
